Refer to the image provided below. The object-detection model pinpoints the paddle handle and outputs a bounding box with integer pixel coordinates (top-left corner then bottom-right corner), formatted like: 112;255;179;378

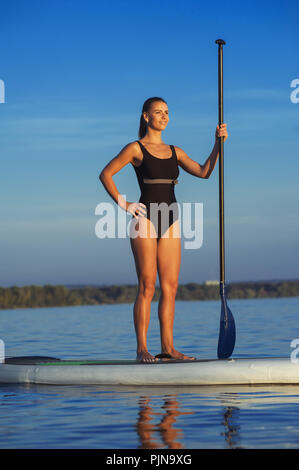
215;39;226;291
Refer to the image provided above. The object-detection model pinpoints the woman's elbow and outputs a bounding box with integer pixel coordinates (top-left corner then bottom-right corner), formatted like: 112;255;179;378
197;164;209;179
200;170;210;179
99;170;107;183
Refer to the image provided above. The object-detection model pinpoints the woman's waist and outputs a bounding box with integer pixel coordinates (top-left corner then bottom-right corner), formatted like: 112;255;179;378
140;185;176;199
139;197;178;207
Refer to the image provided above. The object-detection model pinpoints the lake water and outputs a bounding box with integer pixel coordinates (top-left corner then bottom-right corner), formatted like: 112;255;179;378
1;297;299;449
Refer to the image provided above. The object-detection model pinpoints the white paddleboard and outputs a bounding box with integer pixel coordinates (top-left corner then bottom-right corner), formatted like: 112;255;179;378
0;356;298;386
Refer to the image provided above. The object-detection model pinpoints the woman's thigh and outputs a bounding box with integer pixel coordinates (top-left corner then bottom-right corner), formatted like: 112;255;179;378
130;222;158;283
157;228;181;288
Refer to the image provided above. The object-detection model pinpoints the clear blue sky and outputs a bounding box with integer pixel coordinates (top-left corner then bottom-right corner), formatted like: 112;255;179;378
0;0;298;287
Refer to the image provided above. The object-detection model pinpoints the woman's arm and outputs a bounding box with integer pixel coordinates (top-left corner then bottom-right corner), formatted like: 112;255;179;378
99;142;146;217
175;124;228;179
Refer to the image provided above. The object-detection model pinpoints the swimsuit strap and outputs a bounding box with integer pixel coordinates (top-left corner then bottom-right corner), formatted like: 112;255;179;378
170;145;178;162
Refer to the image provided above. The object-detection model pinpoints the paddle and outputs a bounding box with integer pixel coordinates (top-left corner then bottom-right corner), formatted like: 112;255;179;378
215;39;236;359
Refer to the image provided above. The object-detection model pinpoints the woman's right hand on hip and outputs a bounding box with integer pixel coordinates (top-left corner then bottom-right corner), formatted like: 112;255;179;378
126;202;147;219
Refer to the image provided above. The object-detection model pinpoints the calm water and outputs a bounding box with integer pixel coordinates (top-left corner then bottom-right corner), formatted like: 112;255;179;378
1;297;299;449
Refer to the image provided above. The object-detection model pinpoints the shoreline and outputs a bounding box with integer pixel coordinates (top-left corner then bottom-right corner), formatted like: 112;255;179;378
0;280;298;310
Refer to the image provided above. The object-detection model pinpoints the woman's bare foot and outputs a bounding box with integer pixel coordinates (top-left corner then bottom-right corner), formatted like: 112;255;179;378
137;350;158;363
158;348;196;361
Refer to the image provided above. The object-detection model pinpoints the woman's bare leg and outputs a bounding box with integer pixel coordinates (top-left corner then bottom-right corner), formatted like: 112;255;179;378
130;217;158;363
157;221;195;360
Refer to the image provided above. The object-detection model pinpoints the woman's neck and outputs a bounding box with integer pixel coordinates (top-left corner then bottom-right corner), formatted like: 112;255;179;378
142;129;163;144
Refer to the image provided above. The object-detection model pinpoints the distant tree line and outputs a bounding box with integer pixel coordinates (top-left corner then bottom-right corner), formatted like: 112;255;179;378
0;281;298;310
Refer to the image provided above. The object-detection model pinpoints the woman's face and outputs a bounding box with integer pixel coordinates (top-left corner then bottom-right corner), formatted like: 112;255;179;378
143;101;169;131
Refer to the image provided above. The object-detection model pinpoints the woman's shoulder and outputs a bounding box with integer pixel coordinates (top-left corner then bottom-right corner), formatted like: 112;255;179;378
121;140;140;150
124;140;144;152
117;140;142;156
172;144;183;151
172;145;184;161
123;141;143;166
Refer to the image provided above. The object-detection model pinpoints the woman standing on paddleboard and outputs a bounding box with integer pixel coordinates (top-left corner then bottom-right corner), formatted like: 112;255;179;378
100;97;228;363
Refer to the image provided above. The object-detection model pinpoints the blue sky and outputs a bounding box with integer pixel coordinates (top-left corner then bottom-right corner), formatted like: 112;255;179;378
0;0;298;287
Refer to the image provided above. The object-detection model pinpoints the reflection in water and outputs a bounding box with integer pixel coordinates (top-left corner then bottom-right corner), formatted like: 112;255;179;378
136;393;242;449
136;394;193;449
221;406;242;449
136;396;162;449
159;396;185;449
17;383;299;449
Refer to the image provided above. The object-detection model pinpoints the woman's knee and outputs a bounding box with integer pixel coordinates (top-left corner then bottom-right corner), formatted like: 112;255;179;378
138;278;156;300
160;280;179;298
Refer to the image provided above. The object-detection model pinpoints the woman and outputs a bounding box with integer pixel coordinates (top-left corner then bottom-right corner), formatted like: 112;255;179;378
100;97;228;363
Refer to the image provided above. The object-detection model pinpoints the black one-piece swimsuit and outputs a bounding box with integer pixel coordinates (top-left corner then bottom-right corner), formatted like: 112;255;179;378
132;140;180;238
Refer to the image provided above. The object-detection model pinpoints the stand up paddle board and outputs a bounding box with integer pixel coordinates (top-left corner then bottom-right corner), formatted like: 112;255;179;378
0;356;299;385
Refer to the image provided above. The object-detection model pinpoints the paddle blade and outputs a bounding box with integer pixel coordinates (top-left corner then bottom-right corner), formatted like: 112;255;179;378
217;297;236;359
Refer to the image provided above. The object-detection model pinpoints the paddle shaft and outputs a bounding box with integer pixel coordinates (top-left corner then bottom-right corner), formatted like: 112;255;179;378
216;39;226;293
215;40;236;359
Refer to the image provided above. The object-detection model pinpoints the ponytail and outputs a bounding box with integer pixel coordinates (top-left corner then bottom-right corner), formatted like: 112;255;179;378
138;97;167;139
138;114;147;140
